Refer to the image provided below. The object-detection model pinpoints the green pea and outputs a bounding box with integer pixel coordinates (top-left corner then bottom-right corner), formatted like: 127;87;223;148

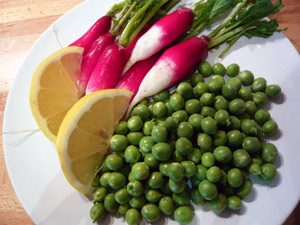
127;132;144;145
129;195;146;209
132;162;149;181
152;143;172;161
227;130;243;148
201;106;216;117
177;122;194;139
238;70;254;86
106;154;123;171
236;179;252;197
90;203;106;222
245;100;257;116
110;134;128;152
108;172;126;190
212;63;226;76
201;117;217;135
177;81;194;100
170;93;185;111
228;196;242;210
99;172;110;187
197;133;212;151
202;152;215;168
115;121;129;135
226;63;240;77
165;116;179;131
222;83;238;100
160;180;172;195
159;162;170;176
206;166;221;183
124;145;141;164
207;79;223;93
214;95;229;110
252;154;263;166
153;90;170;102
190;176;201;187
147;172;164;189
152;102;167;118
253;92;268;106
188;114;203;132
127;180;144;197
260;163;277;182
165;100;174;116
159;196;174;215
151;125;168;143
214;130;227;146
139;136;154;154
176;137;193;156
144;153;159;168
232;149;251;168
145;189;162;203
194;82;208;97
115;188;131;204
211;75;226;85
125;208;142;225
194;164;207;181
228;116;240;130
143;121;155;136
219;169;227;186
174;206;194;224
172;110;188;123
200;93;214;106
127;116;143;132
262;143;278;162
132;104;150;120
172;190;190;206
262;120;278;135
255;109;270;125
142;203;161;223
213;146;232;164
214;109;230;126
199;179;218;200
169;178;187;194
93;187;107;203
241;119;258;136
228;78;242;90
181;161;197;178
227;168;243;188
252;77;267;92
248;162;261;175
242;137;261;153
190;73;204;86
117;203;130;216
208;193;227;212
168;162;185;182
265;84;281;98
198;61;212;77
229;99;246;115
187;148;202;164
104;193;119;213
185;99;201;114
173;150;184;162
238;88;253;101
191;188;206;206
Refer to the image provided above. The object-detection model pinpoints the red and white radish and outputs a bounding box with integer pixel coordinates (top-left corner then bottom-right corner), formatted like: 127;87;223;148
122;7;194;74
126;35;209;116
115;54;160;99
86;44;127;94
69;16;112;54
77;33;115;93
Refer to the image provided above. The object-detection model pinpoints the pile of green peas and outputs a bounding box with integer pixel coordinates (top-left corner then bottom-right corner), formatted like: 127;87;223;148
89;61;281;224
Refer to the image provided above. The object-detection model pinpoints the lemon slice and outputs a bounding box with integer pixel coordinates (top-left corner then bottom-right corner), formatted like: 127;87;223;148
30;46;84;143
56;89;133;195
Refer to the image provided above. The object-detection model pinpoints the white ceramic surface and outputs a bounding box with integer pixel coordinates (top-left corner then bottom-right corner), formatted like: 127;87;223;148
3;0;300;224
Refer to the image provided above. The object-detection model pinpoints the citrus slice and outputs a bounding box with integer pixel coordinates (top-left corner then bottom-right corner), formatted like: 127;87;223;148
29;46;84;143
56;89;133;195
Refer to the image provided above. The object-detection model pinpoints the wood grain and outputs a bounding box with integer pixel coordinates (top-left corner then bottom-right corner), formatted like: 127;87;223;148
0;0;299;225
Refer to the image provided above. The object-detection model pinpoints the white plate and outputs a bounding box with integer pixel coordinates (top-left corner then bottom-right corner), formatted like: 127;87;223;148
3;0;300;224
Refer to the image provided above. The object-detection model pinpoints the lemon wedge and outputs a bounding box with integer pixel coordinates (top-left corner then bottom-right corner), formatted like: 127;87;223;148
56;89;133;195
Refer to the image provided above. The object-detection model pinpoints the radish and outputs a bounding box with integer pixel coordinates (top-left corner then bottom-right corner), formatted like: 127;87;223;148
115;54;160;98
122;7;194;74
77;33;115;94
126;36;209;116
69;16;112;54
86;44;127;94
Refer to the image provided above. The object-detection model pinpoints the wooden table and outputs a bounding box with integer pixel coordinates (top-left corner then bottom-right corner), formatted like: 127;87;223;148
0;0;299;224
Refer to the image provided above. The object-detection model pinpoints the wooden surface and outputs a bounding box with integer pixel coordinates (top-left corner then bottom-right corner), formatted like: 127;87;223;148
0;0;299;224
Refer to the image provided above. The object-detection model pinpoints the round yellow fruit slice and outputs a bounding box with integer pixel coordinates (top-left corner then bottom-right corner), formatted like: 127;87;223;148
56;89;133;195
30;46;84;143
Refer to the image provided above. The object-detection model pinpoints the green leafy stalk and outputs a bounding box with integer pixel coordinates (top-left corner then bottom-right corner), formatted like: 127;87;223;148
106;0;127;16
